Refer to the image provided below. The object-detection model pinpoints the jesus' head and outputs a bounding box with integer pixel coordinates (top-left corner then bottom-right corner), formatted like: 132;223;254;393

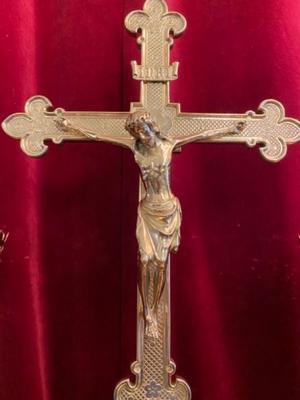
125;111;160;148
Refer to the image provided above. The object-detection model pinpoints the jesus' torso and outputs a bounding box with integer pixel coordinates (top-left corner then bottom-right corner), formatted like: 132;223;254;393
133;138;175;203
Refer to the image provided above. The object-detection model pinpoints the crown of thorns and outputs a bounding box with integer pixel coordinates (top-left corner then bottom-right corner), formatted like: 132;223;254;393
125;111;159;135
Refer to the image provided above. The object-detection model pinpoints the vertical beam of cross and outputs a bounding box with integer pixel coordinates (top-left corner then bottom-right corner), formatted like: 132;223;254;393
116;2;191;400
2;1;300;400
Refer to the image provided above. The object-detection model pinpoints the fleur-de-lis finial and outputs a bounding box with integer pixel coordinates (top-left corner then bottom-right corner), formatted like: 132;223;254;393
125;0;187;82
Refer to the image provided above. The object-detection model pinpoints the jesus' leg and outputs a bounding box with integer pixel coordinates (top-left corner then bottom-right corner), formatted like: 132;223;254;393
138;259;156;336
138;260;150;320
139;258;169;338
150;260;167;332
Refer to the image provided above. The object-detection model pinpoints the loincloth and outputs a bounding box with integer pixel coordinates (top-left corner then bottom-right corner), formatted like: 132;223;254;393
136;196;182;262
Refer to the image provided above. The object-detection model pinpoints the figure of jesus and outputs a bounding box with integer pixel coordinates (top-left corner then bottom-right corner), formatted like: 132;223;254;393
56;111;245;338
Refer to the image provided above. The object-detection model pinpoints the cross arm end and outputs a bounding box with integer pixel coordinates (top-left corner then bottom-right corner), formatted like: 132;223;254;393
171;100;300;162
2;96;133;157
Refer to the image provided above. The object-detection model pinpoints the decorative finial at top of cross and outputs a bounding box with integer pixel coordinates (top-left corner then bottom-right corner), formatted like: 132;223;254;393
125;0;186;82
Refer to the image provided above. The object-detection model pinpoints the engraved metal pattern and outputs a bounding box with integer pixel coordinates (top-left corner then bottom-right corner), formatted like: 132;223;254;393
125;0;186;81
2;96;132;156
172;100;300;162
140;82;177;132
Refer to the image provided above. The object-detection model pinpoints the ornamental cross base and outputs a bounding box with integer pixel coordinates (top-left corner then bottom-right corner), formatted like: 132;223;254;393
2;1;300;400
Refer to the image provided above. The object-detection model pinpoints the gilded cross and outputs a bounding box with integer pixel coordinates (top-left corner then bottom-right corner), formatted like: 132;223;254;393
2;1;300;400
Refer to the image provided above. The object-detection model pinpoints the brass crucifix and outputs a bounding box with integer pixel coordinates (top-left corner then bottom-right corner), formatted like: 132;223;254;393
2;1;300;399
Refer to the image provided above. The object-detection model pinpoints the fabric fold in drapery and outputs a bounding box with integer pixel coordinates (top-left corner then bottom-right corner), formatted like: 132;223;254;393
1;1;300;400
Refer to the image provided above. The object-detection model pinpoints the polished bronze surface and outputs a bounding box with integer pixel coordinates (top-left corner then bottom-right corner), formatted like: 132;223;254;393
2;1;300;400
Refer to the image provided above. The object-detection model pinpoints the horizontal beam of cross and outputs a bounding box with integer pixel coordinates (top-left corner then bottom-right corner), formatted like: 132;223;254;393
3;96;300;162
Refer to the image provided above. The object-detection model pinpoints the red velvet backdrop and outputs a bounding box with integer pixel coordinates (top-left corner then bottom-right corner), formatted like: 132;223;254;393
1;1;300;399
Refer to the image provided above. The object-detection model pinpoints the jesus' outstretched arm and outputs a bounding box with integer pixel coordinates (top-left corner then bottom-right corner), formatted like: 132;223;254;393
174;121;246;149
55;111;135;150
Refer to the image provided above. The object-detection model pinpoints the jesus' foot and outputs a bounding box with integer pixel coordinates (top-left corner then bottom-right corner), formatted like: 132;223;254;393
145;311;159;339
